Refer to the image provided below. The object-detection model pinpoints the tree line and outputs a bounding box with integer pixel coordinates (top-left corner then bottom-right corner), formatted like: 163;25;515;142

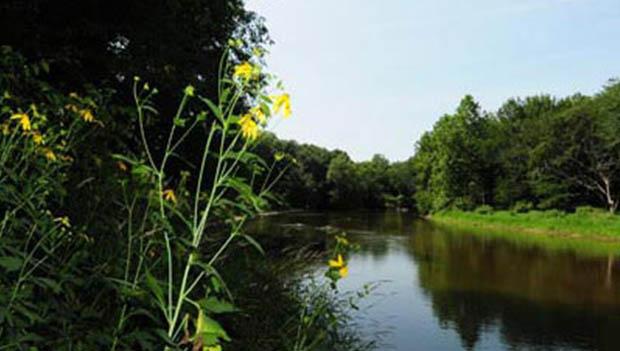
413;81;620;214
254;134;417;210
256;80;620;215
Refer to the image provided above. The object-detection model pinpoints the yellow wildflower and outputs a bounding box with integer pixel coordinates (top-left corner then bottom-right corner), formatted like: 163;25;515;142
328;254;345;268
32;132;43;145
80;109;94;122
54;216;71;228
328;254;348;278
272;94;292;118
44;148;57;161
10;113;31;131
250;106;267;124
239;114;259;141
163;189;177;204
233;62;254;80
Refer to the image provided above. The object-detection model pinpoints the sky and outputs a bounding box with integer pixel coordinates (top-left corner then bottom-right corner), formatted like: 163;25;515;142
246;0;620;161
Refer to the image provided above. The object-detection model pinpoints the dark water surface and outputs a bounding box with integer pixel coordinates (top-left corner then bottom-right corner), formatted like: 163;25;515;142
248;211;620;351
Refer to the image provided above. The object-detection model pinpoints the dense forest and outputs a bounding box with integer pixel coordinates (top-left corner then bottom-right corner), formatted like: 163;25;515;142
414;81;620;214
255;135;417;210
254;80;620;216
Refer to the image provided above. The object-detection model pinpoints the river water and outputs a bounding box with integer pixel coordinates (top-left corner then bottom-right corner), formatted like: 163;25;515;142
248;211;620;351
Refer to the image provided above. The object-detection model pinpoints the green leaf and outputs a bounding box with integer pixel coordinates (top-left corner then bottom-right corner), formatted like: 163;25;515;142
240;234;264;255
201;97;224;123
196;111;208;122
173;117;187;127
33;277;62;293
145;272;166;309
0;256;23;272
198;297;238;314
197;312;231;342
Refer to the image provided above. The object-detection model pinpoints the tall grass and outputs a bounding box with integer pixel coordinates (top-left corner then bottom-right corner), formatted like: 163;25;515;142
434;207;620;239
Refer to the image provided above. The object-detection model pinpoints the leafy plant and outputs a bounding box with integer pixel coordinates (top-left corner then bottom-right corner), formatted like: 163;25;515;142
109;45;292;350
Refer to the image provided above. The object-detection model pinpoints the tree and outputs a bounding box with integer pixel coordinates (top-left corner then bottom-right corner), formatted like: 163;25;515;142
531;82;620;213
357;154;391;208
414;95;498;213
326;153;362;209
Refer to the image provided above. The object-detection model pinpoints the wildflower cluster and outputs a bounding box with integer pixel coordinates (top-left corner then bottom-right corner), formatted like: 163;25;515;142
326;234;353;283
106;40;295;351
229;42;293;142
2;91;99;164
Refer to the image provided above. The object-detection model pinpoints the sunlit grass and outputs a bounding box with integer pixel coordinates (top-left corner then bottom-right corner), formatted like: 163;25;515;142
432;209;620;257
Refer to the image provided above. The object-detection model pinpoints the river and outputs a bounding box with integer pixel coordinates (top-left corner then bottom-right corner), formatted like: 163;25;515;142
247;211;620;351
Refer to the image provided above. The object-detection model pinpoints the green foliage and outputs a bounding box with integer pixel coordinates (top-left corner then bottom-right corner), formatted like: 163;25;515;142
327;153;363;209
511;201;533;214
254;136;416;210
0;44;309;350
414;80;620;215
414;95;498;213
474;205;493;215
435;209;620;239
0;48;112;349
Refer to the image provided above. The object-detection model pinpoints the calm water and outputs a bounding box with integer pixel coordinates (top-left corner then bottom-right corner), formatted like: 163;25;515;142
248;211;620;351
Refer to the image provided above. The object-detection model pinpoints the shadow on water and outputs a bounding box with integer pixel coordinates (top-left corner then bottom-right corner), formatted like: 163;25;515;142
247;211;620;351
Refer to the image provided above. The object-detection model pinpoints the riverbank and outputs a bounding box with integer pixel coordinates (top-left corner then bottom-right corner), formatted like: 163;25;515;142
431;209;620;242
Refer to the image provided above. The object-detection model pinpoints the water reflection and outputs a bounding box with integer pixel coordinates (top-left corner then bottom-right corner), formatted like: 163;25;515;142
250;211;620;351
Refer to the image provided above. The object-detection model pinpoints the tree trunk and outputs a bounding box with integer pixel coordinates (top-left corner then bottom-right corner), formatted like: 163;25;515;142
601;175;617;214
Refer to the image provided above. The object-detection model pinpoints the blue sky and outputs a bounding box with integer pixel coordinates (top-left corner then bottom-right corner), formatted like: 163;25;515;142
246;0;620;161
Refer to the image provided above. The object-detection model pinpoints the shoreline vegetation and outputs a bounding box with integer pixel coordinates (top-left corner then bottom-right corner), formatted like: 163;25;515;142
431;208;620;244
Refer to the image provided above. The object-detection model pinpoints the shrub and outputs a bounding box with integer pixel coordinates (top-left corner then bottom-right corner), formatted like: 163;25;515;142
541;209;566;218
575;206;607;216
511;201;533;214
474;205;494;215
0;47;108;348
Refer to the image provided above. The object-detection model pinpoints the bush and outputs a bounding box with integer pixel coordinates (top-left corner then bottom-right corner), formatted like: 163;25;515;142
575;206;608;216
511;201;533;214
0;47;111;348
541;209;566;218
474;205;494;215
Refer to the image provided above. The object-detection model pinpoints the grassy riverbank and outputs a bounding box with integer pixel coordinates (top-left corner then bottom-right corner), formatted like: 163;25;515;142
432;208;620;241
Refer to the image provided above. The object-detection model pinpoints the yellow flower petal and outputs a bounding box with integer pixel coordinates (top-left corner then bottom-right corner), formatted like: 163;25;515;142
272;94;292;118
328;254;345;268
44;148;57;161
32;132;43;145
239;114;259;141
11;113;31;131
339;266;348;278
163;189;177;204
233;62;254;80
80;109;94;122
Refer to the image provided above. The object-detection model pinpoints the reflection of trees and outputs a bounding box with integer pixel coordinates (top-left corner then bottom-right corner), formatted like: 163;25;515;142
430;290;620;350
409;225;620;350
